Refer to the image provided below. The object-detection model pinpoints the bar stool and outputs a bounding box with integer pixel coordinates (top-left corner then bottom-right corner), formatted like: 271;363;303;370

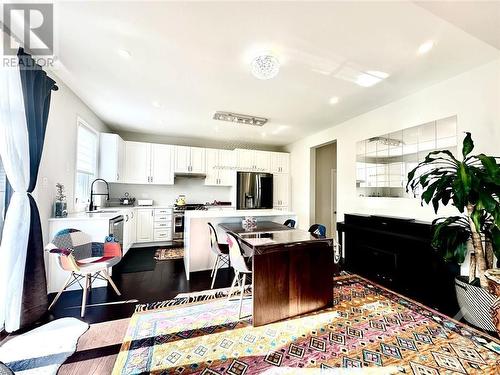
309;224;326;237
226;232;252;319
283;219;296;228
208;223;230;289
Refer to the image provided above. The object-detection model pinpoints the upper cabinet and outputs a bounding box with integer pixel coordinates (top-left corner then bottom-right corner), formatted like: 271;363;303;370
270;152;290;174
124;141;174;185
99;133;125;182
174;146;206;174
205;149;236;186
236;149;271;172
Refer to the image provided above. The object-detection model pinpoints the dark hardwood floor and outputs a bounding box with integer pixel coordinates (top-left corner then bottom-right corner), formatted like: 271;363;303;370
48;245;235;325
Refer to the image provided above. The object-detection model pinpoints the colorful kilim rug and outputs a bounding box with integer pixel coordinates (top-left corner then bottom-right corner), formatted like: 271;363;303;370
113;275;500;374
154;248;184;261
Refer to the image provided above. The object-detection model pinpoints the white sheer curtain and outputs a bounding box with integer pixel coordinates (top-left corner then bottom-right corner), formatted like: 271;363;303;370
0;65;31;332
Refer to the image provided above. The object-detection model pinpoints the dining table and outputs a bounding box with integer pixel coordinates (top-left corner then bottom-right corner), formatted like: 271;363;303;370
218;221;336;326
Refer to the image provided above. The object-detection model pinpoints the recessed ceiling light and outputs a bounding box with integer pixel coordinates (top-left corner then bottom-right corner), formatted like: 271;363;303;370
356;71;389;87
251;54;280;80
152;101;162;108
329;96;340;105
117;49;132;59
418;41;434;55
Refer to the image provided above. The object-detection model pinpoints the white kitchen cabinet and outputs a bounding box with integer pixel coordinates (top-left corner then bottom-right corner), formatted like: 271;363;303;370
136;208;154;242
151;144;174;184
124;141;150;184
153;208;173;241
270;152;290;174
174;146;206;174
205;149;236;186
273;174;289;208
122;209;136;254
237;149;270;172
99;133;125;182
124;141;174;185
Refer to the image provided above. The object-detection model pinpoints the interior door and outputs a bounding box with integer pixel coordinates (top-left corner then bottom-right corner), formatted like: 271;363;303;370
190;147;206;173
124;141;150;184
151;144;174;184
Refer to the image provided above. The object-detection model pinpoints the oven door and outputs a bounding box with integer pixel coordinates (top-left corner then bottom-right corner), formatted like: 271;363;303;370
109;215;124;246
173;213;184;239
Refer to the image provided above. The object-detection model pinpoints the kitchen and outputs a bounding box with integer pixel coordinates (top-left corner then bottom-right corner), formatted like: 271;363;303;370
47;132;294;291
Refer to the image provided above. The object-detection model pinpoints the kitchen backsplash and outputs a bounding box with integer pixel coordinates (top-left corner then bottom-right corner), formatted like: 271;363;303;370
109;177;233;206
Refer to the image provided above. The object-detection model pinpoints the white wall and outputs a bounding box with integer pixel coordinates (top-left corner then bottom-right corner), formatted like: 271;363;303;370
109;178;233;206
34;73;109;245
286;59;500;229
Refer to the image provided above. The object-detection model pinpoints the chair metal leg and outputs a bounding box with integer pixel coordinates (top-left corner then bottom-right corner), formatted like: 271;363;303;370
102;269;121;296
81;274;89;317
210;255;218;277
238;273;246;319
227;271;239;302
211;255;220;289
49;273;73;310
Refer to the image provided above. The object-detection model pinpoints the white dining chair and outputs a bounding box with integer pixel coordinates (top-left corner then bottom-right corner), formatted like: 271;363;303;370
226;232;252;319
208;223;230;289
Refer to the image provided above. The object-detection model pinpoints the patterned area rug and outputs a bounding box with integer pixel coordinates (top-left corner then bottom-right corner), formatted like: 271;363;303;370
154;247;184;261
113;275;500;374
134;286;253;313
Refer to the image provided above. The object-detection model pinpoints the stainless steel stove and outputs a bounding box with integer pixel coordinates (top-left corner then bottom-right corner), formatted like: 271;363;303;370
172;204;207;240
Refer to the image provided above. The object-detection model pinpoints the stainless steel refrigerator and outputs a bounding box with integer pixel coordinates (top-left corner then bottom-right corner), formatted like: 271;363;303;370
236;172;273;209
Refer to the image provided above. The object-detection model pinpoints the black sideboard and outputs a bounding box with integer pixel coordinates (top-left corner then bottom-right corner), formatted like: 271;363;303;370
337;213;459;316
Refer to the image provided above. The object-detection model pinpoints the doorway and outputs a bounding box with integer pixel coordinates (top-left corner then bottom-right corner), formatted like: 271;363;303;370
314;142;337;236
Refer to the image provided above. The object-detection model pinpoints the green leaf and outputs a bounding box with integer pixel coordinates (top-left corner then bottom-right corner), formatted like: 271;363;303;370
491;226;500;261
471;208;482;233
477;154;500;179
462;132;474;158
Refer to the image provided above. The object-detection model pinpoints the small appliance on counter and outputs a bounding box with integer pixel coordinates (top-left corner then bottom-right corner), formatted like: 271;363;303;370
175;195;186;206
137;199;154;206
119;192;136;206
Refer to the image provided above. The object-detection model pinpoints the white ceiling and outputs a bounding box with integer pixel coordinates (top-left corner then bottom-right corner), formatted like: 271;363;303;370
51;1;500;146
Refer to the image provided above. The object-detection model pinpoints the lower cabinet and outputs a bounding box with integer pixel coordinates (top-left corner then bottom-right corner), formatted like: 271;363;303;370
136;208;172;243
136;209;154;242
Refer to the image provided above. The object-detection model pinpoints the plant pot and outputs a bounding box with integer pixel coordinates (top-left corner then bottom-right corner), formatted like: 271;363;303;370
53;200;67;218
455;276;496;331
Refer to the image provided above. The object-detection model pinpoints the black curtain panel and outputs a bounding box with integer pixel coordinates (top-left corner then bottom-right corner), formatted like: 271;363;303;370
17;48;58;329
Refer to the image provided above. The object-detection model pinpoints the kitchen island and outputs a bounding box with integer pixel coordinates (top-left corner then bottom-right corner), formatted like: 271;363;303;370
183;209;297;279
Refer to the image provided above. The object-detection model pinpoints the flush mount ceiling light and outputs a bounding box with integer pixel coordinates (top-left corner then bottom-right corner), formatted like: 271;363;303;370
418;40;434;55
369;136;404;147
213;111;268;126
152;100;162;108
329;96;340;105
356;70;389;87
117;49;132;59
251;54;280;80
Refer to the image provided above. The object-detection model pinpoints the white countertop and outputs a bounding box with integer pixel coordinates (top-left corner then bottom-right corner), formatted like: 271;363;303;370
185;209;295;219
48;205;173;221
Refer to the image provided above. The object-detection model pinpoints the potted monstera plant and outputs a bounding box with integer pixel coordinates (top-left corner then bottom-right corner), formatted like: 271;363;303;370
407;132;500;331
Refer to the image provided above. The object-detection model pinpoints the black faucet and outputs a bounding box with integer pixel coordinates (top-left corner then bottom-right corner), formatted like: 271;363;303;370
89;178;110;211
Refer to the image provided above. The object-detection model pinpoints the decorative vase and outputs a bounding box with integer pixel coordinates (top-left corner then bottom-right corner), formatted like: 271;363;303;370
54;200;68;218
455;276;497;331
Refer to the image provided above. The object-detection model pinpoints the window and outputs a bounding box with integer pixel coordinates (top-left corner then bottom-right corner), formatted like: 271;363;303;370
0;157;5;241
75;118;98;210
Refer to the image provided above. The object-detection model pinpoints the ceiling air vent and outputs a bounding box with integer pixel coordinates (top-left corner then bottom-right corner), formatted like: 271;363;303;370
213;111;267;126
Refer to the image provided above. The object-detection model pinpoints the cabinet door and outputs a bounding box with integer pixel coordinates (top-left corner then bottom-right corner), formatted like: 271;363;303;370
124;142;151;184
271;152;289;174
136;209;154;242
254;151;271;172
237;149;255;170
217;149;236;186
130;209;137;245
116;136;125;181
273;174;289;207
174;146;190;173
151;144;174;184
205;148;219;185
99;133;125;182
190;147;206;173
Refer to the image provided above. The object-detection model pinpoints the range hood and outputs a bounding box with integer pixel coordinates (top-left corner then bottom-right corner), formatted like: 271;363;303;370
174;172;207;179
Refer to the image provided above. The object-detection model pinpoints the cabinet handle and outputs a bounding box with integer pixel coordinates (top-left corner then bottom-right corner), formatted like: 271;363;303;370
151;211;153;216
151;176;153;183
117;173;119;180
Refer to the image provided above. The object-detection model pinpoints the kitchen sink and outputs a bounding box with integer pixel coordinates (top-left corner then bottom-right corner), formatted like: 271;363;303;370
85;210;120;214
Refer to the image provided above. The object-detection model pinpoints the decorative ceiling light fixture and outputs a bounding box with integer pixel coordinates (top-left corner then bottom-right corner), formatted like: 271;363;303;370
369;136;404;147
251;54;280;80
213;111;268;126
